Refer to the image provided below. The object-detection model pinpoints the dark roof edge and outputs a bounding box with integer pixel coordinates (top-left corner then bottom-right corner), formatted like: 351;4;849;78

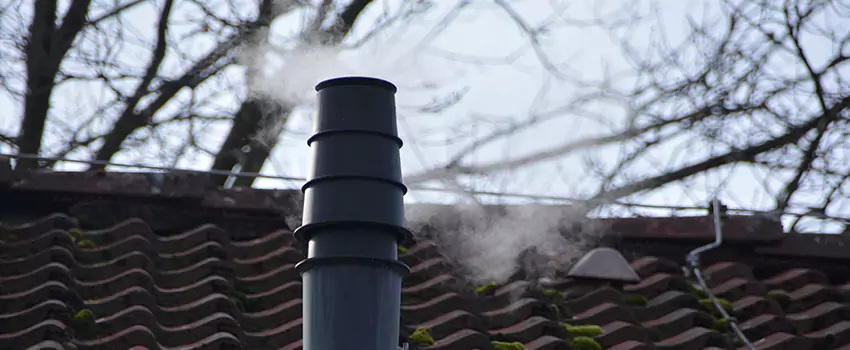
404;203;784;243
756;233;850;260
603;215;785;242
5;166;846;260
1;165;302;213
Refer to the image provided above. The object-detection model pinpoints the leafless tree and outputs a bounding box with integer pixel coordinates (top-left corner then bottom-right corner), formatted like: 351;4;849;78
6;0;847;232
406;0;850;232
4;0;629;186
3;0;438;186
2;0;633;187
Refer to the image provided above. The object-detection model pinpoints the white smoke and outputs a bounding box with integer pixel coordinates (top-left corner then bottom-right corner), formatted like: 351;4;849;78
239;40;603;286
234;3;605;285
236;39;417;149
230;39;405;162
406;202;605;285
249;44;395;107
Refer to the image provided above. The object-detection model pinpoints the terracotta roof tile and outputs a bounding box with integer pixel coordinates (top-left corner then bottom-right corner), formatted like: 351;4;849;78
564;286;625;314
738;314;796;340
4;172;850;350
428;329;490;350
522;335;569;350
630;256;680;278
763;268;830;291
623;273;689;299
702;262;755;288
653;326;728;349
634;291;699;322
607;340;655;350
572;304;635;329
597;321;652;347
747;332;812;350
733;295;784;319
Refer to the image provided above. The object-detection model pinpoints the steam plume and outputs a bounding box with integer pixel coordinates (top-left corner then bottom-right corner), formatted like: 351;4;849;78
235;8;603;286
406;202;604;286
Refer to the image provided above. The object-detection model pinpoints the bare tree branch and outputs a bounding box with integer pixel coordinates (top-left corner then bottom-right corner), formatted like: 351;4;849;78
592;94;850;206
209;0;380;187
774;1;833;210
87;0;146;26
90;0;279;169
493;0;566;79
207;0;292;187
18;0;92;169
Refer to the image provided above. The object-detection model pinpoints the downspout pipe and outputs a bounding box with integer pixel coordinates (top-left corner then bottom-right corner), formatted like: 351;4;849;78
686;198;755;350
295;77;411;350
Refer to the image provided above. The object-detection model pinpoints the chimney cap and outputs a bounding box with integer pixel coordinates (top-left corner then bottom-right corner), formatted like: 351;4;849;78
315;76;397;93
567;247;641;283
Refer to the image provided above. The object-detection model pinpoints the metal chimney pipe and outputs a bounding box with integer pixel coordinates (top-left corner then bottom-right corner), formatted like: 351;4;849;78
295;77;411;350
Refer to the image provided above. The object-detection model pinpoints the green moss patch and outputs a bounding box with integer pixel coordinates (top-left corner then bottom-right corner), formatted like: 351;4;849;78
491;341;524;350
624;294;648;306
570;336;602;350
73;309;95;323
76;239;97;248
699;297;734;317
687;284;709;299
68;228;83;240
474;282;499;296
561;323;603;337
543;289;563;301
410;327;435;346
767;289;791;308
70;308;97;335
714;317;733;331
401;294;423;305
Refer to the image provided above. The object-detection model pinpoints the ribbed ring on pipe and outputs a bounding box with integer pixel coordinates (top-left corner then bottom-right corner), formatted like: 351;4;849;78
295;256;410;276
294;221;412;244
307;129;404;148
301;175;408;194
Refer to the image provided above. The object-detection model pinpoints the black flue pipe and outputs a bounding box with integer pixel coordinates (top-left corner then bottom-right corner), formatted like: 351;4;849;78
295;77;411;350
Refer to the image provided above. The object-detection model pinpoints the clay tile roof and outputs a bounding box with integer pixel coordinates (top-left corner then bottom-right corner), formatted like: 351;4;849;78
2;167;850;350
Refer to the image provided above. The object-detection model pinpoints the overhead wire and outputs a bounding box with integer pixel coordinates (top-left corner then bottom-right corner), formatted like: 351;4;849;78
4;152;305;182
2;152;850;226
